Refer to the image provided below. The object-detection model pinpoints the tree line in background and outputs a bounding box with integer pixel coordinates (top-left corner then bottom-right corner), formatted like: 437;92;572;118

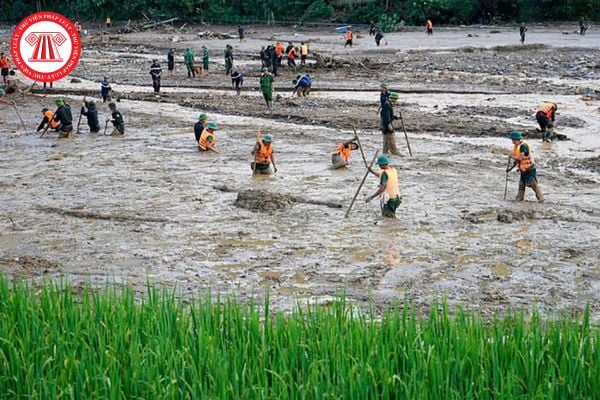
1;0;599;26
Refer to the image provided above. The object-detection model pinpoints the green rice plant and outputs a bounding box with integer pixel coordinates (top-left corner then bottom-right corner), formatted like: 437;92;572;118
0;276;598;399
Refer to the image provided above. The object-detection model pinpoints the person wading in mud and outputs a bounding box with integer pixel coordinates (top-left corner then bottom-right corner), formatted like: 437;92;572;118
36;107;60;133
519;23;528;44
380;92;401;155
150;60;162;95
167;48;175;75
224;45;234;76
507;131;544;202
52;98;73;139
365;155;401;218
199;122;218;152
194;113;208;144
81;99;100;133
184;48;195;78
331;139;359;169
260;67;274;111
108;102;125;136
231;67;243;96
536;102;557;142
202;45;210;74
251;134;278;174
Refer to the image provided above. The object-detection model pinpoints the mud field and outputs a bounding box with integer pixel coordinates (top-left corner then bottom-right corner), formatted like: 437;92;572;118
1;24;599;319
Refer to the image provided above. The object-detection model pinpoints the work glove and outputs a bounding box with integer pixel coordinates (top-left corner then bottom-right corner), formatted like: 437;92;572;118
387;123;394;132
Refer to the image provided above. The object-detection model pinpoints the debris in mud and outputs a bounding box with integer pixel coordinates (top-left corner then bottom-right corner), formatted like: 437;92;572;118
573;155;600;174
37;205;171;223
235;189;294;212
0;255;60;278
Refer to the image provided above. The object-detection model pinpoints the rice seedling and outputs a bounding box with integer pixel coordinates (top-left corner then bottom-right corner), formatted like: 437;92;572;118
0;277;597;399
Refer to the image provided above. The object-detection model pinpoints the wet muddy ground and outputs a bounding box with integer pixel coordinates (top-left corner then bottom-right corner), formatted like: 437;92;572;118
1;25;599;319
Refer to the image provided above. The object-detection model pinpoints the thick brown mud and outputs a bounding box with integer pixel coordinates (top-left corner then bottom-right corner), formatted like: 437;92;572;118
1;25;599;319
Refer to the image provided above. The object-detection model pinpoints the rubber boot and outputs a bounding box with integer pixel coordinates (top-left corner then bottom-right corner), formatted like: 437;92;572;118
382;134;390;154
517;180;526;201
388;134;401;155
530;180;544;203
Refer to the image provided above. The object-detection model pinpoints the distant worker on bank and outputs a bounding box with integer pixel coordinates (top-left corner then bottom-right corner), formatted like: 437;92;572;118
300;42;309;66
252;134;278;174
519;23;528;44
260;67;274;111
331;139;359;169
536;102;557;142
365;155;402;218
507;131;544;202
202;45;210;74
100;76;112;103
184;48;195;78
375;30;384;47
150;59;162;95
231;67;243;96
426;19;433;35
167;48;175;75
0;52;11;85
105;16;112;28
344;28;353;47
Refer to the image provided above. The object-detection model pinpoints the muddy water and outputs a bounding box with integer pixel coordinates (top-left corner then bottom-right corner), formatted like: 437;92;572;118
1;26;599;319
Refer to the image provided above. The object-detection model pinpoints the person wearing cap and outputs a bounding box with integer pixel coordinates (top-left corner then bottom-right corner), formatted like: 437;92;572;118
52;98;73;138
260;67;275;111
184;48;195;78
536;102;557;142
224;45;234;76
36;107;60;132
194;113;209;143
292;74;312;97
377;82;390;113
508;131;544;202
100;76;112;103
365;155;401;218
380;92;401;155
108;102;125;135
167;48;175;75
231;67;243;96
150;60;162;95
331;139;359;169
199;122;218;152
202;46;210;74
81;99;100;133
252;134;277;174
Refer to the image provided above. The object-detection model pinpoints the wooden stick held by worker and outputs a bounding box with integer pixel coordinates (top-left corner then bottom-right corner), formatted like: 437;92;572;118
397;108;413;156
345;150;379;218
352;126;369;168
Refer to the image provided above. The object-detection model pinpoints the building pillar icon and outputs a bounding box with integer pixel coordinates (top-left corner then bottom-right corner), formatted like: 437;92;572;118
25;32;66;62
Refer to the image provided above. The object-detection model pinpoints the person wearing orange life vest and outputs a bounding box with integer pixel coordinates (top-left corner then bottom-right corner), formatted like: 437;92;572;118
0;52;11;85
536;102;557;142
274;42;284;69
426;19;433;35
105;16;112;28
36;108;60;132
344;28;353;48
507;131;544;202
251;134;278;174
199;122;218;152
365;155;401;218
286;42;297;69
331;139;359;169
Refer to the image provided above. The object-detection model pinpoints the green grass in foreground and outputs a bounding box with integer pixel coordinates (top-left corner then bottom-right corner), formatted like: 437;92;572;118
0;278;598;399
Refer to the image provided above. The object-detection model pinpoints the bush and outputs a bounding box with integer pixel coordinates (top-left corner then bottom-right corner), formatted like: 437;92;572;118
302;0;334;22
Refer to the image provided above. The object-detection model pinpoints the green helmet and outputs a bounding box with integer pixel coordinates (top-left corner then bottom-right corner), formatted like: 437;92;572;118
198;113;208;121
55;98;64;106
263;134;273;142
0;88;5;96
380;82;388;89
509;131;523;140
108;102;116;109
389;92;400;100
207;122;218;130
376;155;389;166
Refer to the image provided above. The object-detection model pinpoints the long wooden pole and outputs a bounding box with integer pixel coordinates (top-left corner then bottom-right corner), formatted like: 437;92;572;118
503;156;511;200
397;108;413;156
10;100;27;131
352;126;369;168
345;150;379;218
252;127;261;175
40;107;59;138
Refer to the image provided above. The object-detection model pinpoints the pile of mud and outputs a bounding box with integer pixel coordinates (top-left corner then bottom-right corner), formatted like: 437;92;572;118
235;189;293;212
574;155;600;174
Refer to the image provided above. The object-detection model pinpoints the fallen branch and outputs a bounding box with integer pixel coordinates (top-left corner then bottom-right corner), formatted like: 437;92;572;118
142;17;179;30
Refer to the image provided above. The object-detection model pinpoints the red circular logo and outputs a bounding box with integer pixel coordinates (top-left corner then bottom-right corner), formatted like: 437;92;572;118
10;11;81;82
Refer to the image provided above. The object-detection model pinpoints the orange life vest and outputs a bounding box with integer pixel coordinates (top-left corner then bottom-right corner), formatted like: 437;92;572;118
334;143;352;162
301;44;308;56
0;56;9;69
345;31;353;41
255;141;273;164
44;110;60;129
287;47;296;59
513;140;535;173
199;129;215;151
106;17;112;24
275;43;283;56
426;20;433;29
538;103;555;119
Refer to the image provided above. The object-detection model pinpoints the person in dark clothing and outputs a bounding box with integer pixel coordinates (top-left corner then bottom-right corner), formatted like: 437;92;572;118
375;30;384;46
53;98;73;138
100;76;112;102
380;92;401;155
194;113;208;143
108;102;125;135
81;99;100;133
167;49;175;75
150;60;162;95
579;17;588;35
519;23;527;44
369;20;376;35
231;68;243;95
238;25;245;42
264;46;272;69
377;82;390;114
536;102;557;142
270;47;278;76
224;45;234;75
